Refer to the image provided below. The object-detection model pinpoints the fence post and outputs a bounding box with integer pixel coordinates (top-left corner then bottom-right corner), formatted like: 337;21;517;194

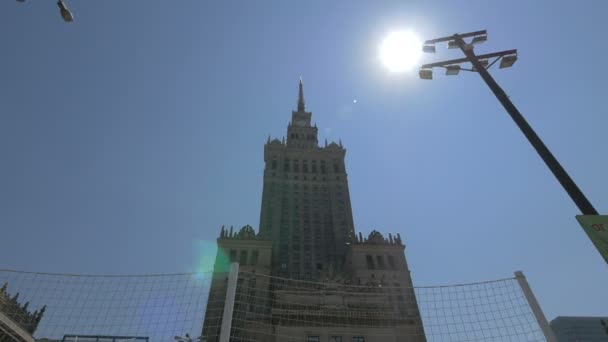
219;262;239;342
514;271;557;342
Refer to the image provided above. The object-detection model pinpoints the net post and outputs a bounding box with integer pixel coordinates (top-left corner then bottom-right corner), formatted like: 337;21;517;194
514;271;557;342
219;262;239;342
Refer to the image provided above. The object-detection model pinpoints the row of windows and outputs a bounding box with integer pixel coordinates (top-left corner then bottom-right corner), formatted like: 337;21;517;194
308;336;364;342
269;158;342;174
366;254;397;270
229;250;259;266
270;183;341;192
268;174;342;181
290;133;316;140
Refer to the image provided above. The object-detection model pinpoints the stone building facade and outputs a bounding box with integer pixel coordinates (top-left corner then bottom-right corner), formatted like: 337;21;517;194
550;316;608;342
201;80;425;342
0;283;45;342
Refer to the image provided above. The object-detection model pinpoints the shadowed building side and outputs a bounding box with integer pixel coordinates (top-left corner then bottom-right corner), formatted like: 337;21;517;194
550;316;608;342
201;80;426;342
259;79;355;280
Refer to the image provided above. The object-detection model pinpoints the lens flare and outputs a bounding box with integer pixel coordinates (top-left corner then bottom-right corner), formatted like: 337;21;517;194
380;30;422;72
192;240;229;280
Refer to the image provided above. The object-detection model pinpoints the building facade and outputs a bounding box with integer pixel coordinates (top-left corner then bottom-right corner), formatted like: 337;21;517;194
0;283;45;342
202;81;426;342
551;316;608;342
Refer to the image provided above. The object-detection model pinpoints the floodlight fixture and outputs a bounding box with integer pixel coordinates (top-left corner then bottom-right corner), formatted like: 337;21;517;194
57;0;73;22
499;54;518;68
422;44;436;53
471;34;488;45
419;29;601;221
445;65;461;76
419;68;433;80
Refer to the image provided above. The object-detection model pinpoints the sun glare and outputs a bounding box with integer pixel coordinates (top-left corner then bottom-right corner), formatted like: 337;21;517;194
380;31;422;73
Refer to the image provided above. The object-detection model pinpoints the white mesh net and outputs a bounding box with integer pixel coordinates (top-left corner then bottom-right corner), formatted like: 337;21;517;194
223;271;545;342
0;269;547;342
0;270;213;341
416;279;545;341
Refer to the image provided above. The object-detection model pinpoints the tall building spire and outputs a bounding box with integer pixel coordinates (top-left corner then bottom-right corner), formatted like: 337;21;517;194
297;77;305;112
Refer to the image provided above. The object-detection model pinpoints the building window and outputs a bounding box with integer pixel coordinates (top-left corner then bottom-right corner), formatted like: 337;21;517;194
320;161;327;174
229;250;237;262
366;255;375;269
303;160;308;173
294;160;299;172
240;250;248;266
284;158;290;172
271;156;277;170
388;255;396;269
330;337;342;342
250;251;259;266
307;336;320;342
376;255;385;269
352;337;365;342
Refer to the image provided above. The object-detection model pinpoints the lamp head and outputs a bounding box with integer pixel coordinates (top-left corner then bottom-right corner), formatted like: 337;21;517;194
57;0;73;22
419;68;433;80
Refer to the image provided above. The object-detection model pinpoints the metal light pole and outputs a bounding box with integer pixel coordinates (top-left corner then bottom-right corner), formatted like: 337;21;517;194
419;30;598;216
419;31;608;263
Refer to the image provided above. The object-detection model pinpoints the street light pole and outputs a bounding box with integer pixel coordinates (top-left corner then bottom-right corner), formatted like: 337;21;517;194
421;31;598;216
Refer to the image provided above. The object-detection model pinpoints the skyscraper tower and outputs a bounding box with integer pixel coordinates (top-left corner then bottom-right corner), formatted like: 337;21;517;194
202;80;425;342
259;78;355;280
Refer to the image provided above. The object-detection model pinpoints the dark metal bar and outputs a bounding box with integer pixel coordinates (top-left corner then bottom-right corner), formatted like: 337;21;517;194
421;50;517;69
424;30;487;45
485;56;501;70
453;35;598;215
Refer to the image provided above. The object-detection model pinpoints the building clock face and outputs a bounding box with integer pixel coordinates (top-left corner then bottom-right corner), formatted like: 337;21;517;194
295;120;307;127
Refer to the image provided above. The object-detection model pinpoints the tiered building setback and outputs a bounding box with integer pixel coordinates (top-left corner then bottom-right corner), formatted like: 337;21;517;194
202;80;426;342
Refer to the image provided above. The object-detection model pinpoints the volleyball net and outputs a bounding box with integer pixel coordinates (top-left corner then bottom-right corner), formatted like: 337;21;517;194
0;268;550;342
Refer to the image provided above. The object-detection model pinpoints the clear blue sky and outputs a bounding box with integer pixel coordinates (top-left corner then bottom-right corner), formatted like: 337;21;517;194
1;0;607;321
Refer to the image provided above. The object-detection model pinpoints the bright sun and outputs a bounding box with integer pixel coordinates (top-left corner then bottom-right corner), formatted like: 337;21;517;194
380;31;422;73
